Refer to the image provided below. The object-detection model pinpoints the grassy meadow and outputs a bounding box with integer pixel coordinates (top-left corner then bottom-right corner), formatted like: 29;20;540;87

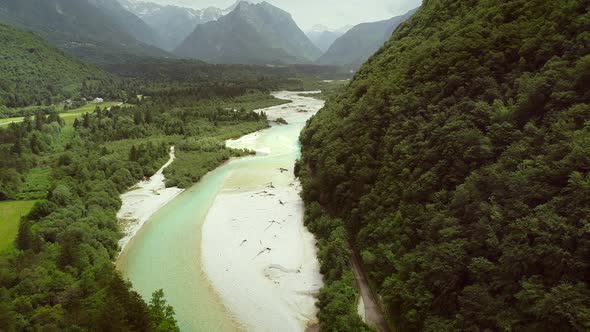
0;200;36;252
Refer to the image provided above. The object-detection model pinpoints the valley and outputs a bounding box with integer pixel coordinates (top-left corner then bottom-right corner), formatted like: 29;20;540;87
117;91;325;331
0;50;315;329
0;0;588;331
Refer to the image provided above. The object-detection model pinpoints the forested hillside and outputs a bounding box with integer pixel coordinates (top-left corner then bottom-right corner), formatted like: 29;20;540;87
0;0;169;64
86;0;160;47
103;59;352;83
297;0;590;331
0;23;108;108
316;9;416;67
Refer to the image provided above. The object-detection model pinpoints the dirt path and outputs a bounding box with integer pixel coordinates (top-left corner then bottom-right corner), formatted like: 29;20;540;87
351;253;391;332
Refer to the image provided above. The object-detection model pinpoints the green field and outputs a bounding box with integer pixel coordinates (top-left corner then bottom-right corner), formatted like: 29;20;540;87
61;102;125;125
0;101;125;126
0;200;36;252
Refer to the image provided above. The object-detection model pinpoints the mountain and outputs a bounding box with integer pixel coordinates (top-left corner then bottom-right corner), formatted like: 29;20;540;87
298;0;589;331
88;0;159;46
120;0;225;51
305;25;351;52
0;23;108;108
316;8;417;66
0;0;169;64
174;1;321;65
223;0;243;14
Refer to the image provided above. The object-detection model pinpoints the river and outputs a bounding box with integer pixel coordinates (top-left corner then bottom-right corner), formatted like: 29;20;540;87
116;91;325;332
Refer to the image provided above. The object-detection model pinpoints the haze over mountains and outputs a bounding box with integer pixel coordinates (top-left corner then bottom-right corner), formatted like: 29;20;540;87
0;0;169;64
0;0;416;66
120;0;228;51
174;1;321;64
88;0;160;46
305;25;352;53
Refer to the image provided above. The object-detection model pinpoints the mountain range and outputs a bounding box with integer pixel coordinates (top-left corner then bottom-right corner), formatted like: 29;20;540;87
174;1;321;65
0;0;419;67
119;0;228;51
317;8;418;66
0;0;169;64
88;0;159;46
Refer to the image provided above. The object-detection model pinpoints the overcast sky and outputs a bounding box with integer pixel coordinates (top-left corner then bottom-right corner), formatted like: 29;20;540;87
146;0;422;30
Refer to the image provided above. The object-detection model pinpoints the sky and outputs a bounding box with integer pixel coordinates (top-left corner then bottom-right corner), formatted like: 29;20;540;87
146;0;422;30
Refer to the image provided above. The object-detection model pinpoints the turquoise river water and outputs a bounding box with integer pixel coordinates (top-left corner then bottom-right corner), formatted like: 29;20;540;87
116;91;324;331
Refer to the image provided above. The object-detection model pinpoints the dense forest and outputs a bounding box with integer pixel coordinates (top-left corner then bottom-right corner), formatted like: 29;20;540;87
0;111;179;330
0;23;108;108
297;0;590;331
103;59;352;85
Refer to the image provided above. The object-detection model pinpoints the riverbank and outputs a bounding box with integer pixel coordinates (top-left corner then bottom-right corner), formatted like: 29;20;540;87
201;91;325;331
202;184;322;331
117;146;183;252
116;91;325;331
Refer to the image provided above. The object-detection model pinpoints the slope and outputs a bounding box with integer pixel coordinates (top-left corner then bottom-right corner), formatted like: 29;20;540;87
88;0;160;47
316;8;417;66
0;23;109;108
298;0;590;331
0;0;169;64
174;1;321;65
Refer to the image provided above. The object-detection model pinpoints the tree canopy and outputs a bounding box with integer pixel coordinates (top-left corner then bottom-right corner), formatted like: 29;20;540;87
0;23;109;108
298;0;590;330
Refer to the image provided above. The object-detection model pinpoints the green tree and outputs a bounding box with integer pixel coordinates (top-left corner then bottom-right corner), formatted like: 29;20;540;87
149;289;179;332
15;219;33;251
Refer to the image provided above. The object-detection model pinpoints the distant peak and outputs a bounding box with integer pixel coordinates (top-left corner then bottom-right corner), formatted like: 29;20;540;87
225;0;250;12
226;1;288;17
